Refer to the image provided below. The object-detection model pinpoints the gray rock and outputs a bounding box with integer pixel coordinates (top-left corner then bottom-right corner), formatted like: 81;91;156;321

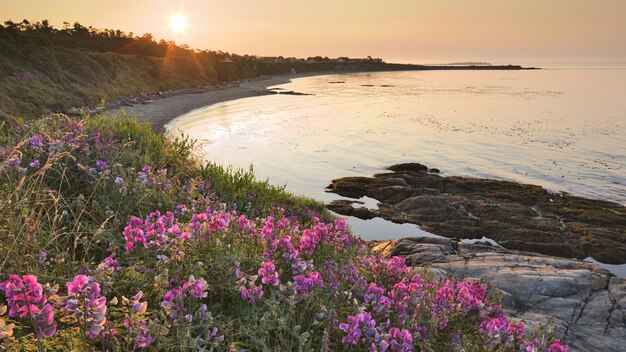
372;237;626;352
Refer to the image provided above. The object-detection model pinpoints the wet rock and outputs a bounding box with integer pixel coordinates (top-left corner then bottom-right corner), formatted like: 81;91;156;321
278;90;314;96
387;162;428;173
373;237;626;351
328;200;376;219
326;163;626;264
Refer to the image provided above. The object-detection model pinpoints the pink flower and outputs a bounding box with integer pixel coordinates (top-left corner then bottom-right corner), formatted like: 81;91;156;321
0;275;56;339
241;285;264;304
134;325;152;349
66;275;90;294
62;275;107;340
258;261;280;287
293;272;323;294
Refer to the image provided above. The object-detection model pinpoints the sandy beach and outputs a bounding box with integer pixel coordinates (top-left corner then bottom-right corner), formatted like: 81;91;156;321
106;72;327;131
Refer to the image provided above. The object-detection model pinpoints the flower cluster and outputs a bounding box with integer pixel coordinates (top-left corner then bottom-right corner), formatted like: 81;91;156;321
293;272;323;295
59;275;107;339
239;278;265;304
0;275;56;339
258;261;280;286
123;211;189;252
162;276;209;322
121;291;152;349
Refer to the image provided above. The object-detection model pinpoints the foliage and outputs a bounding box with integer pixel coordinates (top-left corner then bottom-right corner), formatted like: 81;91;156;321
0;114;567;351
0;19;394;120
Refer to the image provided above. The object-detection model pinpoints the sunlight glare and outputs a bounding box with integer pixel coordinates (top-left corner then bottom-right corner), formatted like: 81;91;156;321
168;12;188;34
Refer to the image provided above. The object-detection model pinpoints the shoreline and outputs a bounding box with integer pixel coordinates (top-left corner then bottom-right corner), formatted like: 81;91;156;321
105;64;537;132
106;71;327;132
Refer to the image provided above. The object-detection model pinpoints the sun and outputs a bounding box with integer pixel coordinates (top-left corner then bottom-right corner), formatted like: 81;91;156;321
168;12;188;34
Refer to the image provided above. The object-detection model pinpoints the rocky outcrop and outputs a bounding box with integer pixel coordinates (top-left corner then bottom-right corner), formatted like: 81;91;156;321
372;237;626;352
326;163;626;264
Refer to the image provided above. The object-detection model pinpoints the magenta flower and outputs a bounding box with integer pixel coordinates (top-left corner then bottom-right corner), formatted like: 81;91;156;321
62;275;107;339
293;271;323;295
66;275;90;294
548;340;569;352
0;275;56;339
183;277;208;299
387;327;413;352
134;326;152;349
240;284;264;304
258;261;280;287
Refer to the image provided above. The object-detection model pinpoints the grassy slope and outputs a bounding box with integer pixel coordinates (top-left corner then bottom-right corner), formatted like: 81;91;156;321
0;36;219;119
0;33;396;121
0;114;564;351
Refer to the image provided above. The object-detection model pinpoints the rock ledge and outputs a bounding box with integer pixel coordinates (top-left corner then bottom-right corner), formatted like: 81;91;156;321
327;163;626;263
373;237;626;352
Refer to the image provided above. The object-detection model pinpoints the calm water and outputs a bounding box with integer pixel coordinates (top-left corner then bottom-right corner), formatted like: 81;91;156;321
166;66;626;247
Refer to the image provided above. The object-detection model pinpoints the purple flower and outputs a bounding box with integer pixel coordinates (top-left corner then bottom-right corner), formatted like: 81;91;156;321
258;261;280;287
293;272;323;295
29;159;40;168
241;284;264;304
387;327;413;352
134;326;152;349
98;255;120;272
137;171;148;183
114;177;124;185
95;160;108;170
62;275;107;340
29;135;44;148
339;312;379;346
0;275;56;339
4;156;20;169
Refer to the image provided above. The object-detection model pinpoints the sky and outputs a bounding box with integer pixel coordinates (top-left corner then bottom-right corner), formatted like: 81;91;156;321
2;0;626;64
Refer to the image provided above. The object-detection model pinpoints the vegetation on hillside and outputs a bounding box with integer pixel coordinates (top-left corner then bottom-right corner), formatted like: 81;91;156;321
0;113;568;351
0;19;393;120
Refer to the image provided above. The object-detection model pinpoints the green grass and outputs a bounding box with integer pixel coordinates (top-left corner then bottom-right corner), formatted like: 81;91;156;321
0;113;322;276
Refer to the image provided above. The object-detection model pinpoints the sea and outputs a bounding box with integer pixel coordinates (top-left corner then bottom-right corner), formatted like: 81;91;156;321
165;63;626;274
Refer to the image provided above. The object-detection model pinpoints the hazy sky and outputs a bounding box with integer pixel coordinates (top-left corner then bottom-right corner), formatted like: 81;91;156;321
2;0;626;64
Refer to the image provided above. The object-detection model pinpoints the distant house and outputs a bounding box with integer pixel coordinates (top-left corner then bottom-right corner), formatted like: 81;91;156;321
221;58;234;63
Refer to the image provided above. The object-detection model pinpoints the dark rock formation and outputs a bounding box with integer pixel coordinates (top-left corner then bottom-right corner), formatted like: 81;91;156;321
326;163;626;263
372;237;626;352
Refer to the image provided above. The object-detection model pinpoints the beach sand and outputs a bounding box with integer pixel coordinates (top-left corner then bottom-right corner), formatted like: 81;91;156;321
106;72;327;132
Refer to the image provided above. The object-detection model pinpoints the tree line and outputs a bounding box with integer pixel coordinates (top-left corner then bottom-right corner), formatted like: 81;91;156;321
0;19;247;63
